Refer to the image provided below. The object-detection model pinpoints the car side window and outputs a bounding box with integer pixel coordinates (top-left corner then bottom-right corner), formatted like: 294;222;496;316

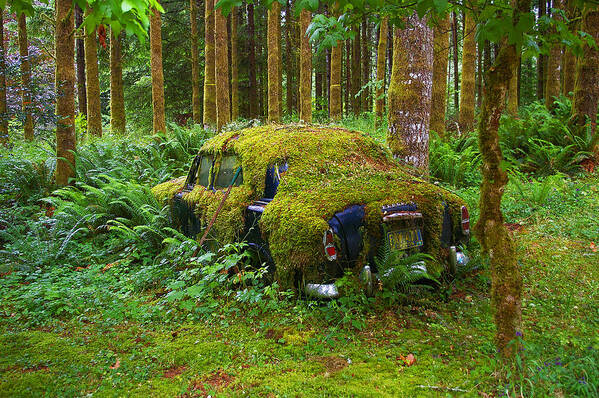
214;154;243;188
197;156;213;187
264;162;288;198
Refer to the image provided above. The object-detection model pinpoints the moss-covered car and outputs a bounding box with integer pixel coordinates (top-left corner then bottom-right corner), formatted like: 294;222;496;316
152;125;470;297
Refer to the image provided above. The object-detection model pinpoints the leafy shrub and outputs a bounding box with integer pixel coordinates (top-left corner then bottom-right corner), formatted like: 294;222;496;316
429;132;482;187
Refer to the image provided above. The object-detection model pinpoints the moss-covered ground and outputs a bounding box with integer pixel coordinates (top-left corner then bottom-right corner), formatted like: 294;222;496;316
1;171;597;397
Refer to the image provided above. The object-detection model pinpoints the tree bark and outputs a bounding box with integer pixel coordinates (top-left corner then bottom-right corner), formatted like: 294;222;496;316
74;5;86;117
344;39;351;116
562;0;578;97
150;4;166;134
329;27;342;120
507;49;520;116
375;17;388;124
55;0;76;186
545;0;563;109
203;0;216;127
299;9;312;123
537;0;547;101
284;0;293;116
18;13;34;141
247;3;257;119
110;30;126;134
0;9;7;146
571;5;599;141
451;11;459;113
190;0;201;124
476;43;483;108
230;7;239;121
351;25;361;115
361;18;370;111
459;14;476;132
387;13;433;171
215;7;230;130
267;1;281;122
84;12;102;137
431;16;449;136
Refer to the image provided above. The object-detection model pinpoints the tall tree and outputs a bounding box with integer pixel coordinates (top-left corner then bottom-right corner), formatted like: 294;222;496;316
203;0;216;127
562;0;578;96
507;50;520;115
299;9;312;122
190;0;201;124
344;39;350;115
351;25;361;115
75;5;86;117
84;12;102;137
0;9;7;146
110;30;126;134
459;14;476;132
361;18;370;111
150;2;166;134
231;7;239;121
215;6;230;130
537;0;547;101
387;13;433;171
284;0;294;115
18;13;34;141
267;1;281;122
329;6;342;121
545;0;563;108
571;5;599;140
247;3;258;118
55;0;76;186
430;15;449;136
451;11;459;112
374;16;388;124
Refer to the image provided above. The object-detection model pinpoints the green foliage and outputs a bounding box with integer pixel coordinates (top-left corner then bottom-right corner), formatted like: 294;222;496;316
429;132;482;187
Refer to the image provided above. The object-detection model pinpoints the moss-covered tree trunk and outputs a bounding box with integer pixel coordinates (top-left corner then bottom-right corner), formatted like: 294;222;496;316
459;14;476;132
545;0;563;109
361;18;370;111
431;16;449;136
562;0;578;96
0;9;7;146
571;5;599;141
203;0;216;127
18;13;34;141
74;5;86;117
215;7;230;131
247;3;258;119
84;13;102;137
375;17;388;125
329;39;342;120
351;25;361;115
55;0;76;186
299;9;312;123
507;49;520;116
110;30;126;134
474;0;531;361
537;0;547;101
190;0;201;124
387;13;433;171
451;11;459;112
150;4;166;134
267;1;281;122
284;0;293;116
230;7;239;121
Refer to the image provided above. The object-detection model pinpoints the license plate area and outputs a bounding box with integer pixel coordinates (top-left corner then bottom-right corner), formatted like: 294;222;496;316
387;229;423;251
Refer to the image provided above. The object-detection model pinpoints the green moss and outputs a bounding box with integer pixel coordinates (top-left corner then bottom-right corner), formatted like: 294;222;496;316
154;125;466;288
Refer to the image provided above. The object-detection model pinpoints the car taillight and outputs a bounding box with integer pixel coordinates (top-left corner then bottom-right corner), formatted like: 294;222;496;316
323;229;337;261
461;206;470;235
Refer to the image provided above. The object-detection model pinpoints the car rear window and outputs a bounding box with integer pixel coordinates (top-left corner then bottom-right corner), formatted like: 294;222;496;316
214;155;243;188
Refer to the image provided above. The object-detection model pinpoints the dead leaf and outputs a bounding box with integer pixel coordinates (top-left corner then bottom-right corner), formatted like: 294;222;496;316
590;242;597;253
404;354;416;366
110;359;120;369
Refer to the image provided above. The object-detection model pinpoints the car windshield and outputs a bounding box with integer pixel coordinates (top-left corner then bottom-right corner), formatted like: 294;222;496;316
197;156;212;187
214;154;243;188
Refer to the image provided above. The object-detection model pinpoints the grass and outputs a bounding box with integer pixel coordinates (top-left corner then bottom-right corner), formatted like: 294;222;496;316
0;118;598;397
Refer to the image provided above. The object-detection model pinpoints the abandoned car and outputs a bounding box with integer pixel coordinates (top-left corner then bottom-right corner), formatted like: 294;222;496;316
152;125;470;297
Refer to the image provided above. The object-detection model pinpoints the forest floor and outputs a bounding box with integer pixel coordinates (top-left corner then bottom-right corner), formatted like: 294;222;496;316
0;128;597;397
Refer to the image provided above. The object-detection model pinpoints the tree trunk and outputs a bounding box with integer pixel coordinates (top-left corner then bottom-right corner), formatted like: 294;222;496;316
215;7;230;130
571;5;599;141
562;0;578;96
284;0;293;116
375;17;388;124
537;0;547;101
247;3;257;119
203;0;216;127
351;25;361;115
315;64;323;112
267;1;281;122
329;36;342;120
230;7;239;121
451;11;459;113
545;0;563;109
299;9;312;123
344;39;351;116
84;12;102;137
55;0;76;186
476;43;483;108
507;49;520;116
459;14;476;132
0;9;7;146
110;30;126;134
18;13;34;141
361;18;370;111
387;13;433;171
190;0;201;124
431;16;449;136
150;4;166;134
74;5;86;117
